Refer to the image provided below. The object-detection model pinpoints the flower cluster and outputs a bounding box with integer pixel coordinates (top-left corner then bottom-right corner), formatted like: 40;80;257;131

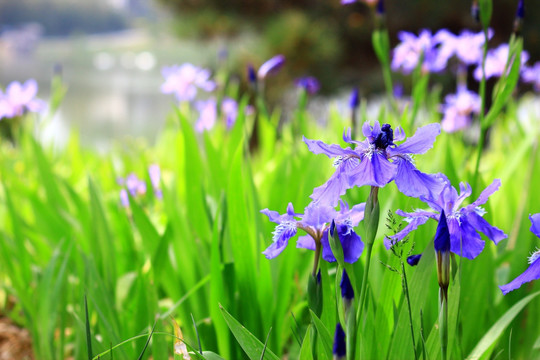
0;79;46;120
194;97;239;133
440;86;481;133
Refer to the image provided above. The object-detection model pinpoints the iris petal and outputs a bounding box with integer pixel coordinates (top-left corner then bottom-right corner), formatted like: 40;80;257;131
499;257;540;295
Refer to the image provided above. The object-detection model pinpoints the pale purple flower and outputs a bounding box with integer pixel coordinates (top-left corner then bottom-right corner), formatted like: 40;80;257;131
521;62;540;91
473;44;530;81
304;121;444;207
295;76;320;95
221;97;238;129
257;55;286;79
0;79;46;119
160;63;216;102
440;87;481;132
261;201;365;263
391;30;444;74
148;164;162;199
389;177;507;259
125;173;147;196
435;29;492;67
499;214;540;295
195;99;217;133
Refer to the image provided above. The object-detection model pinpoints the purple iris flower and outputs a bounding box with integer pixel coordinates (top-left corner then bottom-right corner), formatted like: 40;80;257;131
148;164;162;199
435;29;492;67
125;173;147;196
120;189;130;207
261;201;365;263
473;44;530;81
195;98;217;133
499;214;540;295
388;176;507;259
391;30;445;74
349;88;360;109
295;76;320;95
221;97;238;129
257;55;286;79
521;62;540;91
0;79;46;119
340;269;354;300
160;63;216;102
440;86;481;133
304;121;444;207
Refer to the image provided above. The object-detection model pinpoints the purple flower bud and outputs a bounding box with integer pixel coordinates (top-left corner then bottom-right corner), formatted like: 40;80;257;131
257;55;286;79
349;88;359;109
340;269;354;300
516;0;524;19
407;254;422;266
434;210;450;253
247;64;257;85
333;323;346;359
376;0;384;15
471;1;480;22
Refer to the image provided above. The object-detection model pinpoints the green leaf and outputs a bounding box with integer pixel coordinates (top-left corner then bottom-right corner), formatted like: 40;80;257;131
299;325;314;360
309;310;333;360
466;291;540;360
219;304;280;360
202;351;226;360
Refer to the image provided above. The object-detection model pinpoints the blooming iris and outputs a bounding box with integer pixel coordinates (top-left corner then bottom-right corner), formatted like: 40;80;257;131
160;63;216;102
194;99;217;133
148;164;162;199
303;121;444;207
388;177;507;259
435;29;492;67
261;201;365;263
0;79;46;120
391;30;445;74
473;44;530;81
499;214;540;295
440;86;481;133
295;76;320;95
521;62;540;91
221;98;238;129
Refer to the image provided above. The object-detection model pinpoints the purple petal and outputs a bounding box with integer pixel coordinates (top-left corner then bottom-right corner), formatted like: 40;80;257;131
348;153;396;188
529;214;540;238
396;209;439;219
393;158;445;198
310;157;359;207
261;209;282;223
394;126;406;142
449;216;485;259
345;203;366;227
390;123;441;155
385;216;430;248
466;211;507;244
303;136;356;158
407;254;422;266
296;235;316;250
257;55;286;79
454;182;472;209
464;179;501;213
262;221;297;259
321;226;364;263
499;257;540;295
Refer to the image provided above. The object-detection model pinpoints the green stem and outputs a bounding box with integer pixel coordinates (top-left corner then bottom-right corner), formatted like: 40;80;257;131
402;261;418;359
312;242;321;277
439;288;448;360
357;242;373;318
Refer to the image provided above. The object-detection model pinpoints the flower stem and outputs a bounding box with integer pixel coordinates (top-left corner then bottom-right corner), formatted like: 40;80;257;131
402;261;418;360
439;287;448;360
312;241;321;277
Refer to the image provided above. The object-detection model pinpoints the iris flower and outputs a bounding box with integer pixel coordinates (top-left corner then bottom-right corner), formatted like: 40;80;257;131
160;63;216;102
388;177;507;259
0;79;46;120
295;76;320;95
194;99;217;133
391;30;445;74
522;62;540;92
304;121;444;207
435;29;492;67
440;86;481;133
499;214;540;295
261;201;365;263
257;55;286;80
473;44;529;81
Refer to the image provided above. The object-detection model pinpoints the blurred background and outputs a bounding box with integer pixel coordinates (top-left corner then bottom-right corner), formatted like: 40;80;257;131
1;0;538;147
